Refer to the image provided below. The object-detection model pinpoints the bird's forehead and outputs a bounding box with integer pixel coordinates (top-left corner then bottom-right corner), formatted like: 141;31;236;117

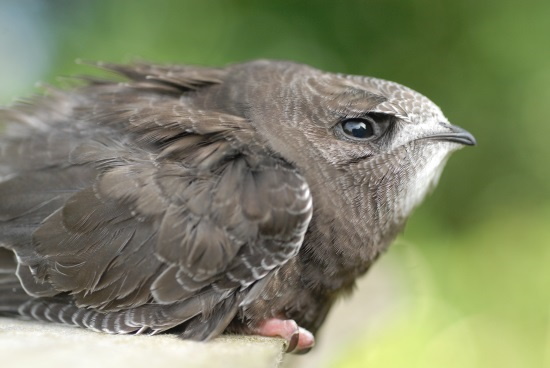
329;73;448;125
363;76;447;123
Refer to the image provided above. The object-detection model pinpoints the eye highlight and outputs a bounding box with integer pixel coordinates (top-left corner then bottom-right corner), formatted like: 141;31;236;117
341;118;375;139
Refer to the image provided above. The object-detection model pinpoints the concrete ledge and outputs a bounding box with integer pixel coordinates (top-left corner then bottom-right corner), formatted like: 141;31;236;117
0;317;286;368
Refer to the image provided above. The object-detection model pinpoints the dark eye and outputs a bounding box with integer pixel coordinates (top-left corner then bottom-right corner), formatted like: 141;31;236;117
341;118;375;139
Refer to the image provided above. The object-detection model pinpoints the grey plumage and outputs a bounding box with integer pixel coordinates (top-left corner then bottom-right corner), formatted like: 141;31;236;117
0;60;474;348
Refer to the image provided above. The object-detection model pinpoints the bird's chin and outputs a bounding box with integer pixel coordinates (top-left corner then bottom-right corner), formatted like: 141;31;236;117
395;148;451;219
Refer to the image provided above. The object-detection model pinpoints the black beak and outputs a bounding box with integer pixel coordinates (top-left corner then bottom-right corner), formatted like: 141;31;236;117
427;124;477;146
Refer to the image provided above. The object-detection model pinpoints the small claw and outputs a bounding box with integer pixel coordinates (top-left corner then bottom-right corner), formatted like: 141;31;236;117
135;326;148;335
255;318;315;354
286;330;300;352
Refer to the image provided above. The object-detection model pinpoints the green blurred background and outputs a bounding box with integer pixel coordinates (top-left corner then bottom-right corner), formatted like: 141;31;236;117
1;1;548;367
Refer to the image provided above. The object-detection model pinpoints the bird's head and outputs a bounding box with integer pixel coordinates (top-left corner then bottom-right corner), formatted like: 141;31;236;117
216;60;475;246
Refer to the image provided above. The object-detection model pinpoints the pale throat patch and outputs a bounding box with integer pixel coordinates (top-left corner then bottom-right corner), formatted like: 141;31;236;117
399;144;452;218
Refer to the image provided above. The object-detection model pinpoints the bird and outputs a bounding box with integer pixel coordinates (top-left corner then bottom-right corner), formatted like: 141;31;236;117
0;60;475;353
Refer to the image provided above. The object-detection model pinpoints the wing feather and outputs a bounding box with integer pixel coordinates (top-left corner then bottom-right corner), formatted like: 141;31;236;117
0;62;313;338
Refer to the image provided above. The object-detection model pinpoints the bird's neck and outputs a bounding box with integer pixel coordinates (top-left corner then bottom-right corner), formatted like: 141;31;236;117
298;182;404;294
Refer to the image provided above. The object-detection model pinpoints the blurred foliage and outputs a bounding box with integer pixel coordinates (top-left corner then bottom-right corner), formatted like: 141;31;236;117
334;207;550;367
1;0;549;367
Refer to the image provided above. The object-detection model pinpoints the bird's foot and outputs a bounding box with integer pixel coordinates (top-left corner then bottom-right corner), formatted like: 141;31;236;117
255;318;315;354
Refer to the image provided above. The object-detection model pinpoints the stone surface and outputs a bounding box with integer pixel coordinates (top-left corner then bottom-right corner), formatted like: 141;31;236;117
0;317;285;368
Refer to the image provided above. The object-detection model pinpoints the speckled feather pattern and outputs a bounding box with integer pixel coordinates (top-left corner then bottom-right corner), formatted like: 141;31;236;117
0;60;468;343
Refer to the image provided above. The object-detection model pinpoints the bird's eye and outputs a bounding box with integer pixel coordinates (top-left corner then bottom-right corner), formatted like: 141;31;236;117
341;118;375;139
336;114;392;143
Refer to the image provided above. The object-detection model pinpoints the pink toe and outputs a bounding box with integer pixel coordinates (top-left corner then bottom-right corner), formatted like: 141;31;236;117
254;318;315;353
257;318;299;341
296;327;315;351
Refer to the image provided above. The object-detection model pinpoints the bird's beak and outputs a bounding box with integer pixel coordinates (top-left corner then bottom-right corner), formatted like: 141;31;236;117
425;124;477;146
